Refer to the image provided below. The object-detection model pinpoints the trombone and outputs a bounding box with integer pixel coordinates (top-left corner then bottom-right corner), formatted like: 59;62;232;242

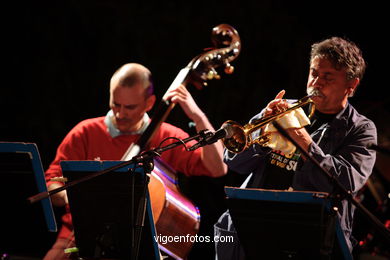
222;95;315;153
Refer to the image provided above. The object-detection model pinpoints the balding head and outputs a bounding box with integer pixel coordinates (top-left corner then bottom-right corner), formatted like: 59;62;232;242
110;63;154;98
108;63;156;133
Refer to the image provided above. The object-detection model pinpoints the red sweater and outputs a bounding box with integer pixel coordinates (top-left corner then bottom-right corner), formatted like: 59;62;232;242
45;116;212;239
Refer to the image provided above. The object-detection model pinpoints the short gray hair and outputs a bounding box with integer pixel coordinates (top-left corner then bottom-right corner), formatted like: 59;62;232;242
310;37;366;81
110;63;154;98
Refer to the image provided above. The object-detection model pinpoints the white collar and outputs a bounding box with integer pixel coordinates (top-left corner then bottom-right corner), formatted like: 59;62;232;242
104;110;150;138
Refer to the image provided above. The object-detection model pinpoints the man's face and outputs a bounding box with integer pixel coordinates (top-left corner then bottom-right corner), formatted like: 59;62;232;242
109;84;155;133
307;57;356;114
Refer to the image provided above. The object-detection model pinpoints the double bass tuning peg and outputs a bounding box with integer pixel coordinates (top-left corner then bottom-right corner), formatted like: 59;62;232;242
224;63;234;74
207;68;220;80
205;63;233;81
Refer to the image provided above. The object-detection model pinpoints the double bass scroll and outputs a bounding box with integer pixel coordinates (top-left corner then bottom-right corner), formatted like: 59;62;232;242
177;23;242;90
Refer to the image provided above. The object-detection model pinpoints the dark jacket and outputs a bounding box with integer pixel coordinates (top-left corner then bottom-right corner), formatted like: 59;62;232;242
216;102;377;258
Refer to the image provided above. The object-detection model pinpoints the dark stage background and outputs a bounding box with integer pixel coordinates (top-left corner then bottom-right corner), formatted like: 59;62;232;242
2;1;390;259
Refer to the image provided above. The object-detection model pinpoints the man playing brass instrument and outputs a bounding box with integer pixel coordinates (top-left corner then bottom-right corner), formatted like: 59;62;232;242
215;37;377;259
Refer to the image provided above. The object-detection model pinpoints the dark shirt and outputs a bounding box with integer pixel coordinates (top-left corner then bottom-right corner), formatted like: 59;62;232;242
250;110;337;190
306;110;336;134
261;149;299;189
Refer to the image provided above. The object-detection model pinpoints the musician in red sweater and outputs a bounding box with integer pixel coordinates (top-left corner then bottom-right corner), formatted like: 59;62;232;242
44;63;227;259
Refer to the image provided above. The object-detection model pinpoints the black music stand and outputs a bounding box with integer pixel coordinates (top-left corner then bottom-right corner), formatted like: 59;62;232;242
225;187;352;260
61;160;160;260
0;142;57;257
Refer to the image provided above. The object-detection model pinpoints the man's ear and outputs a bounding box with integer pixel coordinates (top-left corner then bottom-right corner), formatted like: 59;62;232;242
347;78;359;97
146;95;156;112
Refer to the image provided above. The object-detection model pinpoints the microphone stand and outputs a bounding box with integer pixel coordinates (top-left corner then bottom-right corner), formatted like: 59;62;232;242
272;121;390;250
27;129;216;260
27;131;213;204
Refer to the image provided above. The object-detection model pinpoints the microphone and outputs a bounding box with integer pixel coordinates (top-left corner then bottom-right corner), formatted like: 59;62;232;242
188;124;234;151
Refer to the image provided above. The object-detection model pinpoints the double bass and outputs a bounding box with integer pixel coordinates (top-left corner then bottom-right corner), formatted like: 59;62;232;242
121;24;241;259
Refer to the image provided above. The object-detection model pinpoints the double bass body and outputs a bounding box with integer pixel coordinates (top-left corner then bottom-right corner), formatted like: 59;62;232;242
149;158;200;259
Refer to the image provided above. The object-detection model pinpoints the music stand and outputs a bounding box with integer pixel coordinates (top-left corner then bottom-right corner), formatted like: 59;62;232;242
0;142;57;257
225;187;352;260
61;160;160;260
